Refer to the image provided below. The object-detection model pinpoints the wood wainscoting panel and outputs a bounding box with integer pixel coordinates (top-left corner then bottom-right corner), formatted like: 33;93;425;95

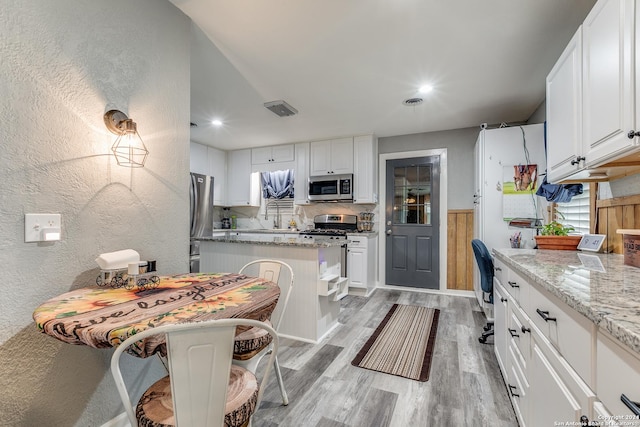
447;209;474;290
595;194;640;254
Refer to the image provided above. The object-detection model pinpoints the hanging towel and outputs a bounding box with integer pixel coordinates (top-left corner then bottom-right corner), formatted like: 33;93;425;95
535;176;583;203
261;169;294;199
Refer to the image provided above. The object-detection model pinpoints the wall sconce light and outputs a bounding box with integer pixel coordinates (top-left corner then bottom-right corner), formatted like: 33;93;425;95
103;109;149;167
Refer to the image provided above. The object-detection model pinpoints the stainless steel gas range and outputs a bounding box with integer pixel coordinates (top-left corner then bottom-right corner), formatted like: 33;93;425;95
299;214;358;277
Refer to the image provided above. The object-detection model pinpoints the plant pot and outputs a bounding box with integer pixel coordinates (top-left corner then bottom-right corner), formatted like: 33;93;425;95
535;235;582;251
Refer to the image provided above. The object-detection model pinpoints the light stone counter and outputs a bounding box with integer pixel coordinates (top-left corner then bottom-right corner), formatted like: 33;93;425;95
199;234;344;248
493;248;640;355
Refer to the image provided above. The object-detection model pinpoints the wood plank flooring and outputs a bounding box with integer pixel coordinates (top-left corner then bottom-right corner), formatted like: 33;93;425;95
254;289;518;427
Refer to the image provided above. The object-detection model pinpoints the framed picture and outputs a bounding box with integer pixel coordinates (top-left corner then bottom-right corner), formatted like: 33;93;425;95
577;234;606;252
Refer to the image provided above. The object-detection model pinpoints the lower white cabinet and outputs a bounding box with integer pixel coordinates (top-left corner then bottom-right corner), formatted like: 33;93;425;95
493;281;508;374
347;234;376;296
528;326;594;426
596;331;640;421
494;262;596;426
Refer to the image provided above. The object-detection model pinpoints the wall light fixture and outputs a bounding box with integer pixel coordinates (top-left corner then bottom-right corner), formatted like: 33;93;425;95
104;109;149;167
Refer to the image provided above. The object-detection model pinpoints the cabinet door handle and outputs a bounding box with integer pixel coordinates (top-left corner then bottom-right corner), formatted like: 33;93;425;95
570;156;585;165
495;267;502;272
508;328;519;338
621;394;640;417
500;297;508;303
521;326;531;334
508;384;520;397
508;281;519;288
536;309;557;322
628;130;640;139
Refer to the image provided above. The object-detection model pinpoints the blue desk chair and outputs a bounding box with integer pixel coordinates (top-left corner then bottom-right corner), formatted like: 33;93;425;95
471;239;494;343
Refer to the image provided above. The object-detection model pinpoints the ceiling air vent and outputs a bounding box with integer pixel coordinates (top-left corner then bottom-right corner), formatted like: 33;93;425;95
264;100;298;117
403;97;423;106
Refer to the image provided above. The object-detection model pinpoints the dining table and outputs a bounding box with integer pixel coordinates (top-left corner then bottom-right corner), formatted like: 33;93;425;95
33;272;280;358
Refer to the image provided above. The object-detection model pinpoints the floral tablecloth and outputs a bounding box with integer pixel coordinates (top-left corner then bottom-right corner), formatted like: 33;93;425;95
33;273;280;357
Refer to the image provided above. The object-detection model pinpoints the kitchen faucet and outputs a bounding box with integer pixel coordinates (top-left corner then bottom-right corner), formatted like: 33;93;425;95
265;200;281;229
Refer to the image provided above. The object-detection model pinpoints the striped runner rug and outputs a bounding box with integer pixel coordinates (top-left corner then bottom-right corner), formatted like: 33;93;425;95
351;304;440;382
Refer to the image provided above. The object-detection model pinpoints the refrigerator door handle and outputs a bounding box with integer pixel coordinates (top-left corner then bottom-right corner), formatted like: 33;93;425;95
190;174;198;237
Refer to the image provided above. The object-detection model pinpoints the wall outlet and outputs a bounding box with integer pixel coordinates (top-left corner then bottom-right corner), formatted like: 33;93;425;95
25;214;62;242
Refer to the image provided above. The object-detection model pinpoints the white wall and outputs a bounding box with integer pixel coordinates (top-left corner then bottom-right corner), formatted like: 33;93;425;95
0;1;190;425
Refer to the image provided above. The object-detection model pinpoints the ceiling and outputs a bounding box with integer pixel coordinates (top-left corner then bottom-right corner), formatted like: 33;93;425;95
170;0;596;151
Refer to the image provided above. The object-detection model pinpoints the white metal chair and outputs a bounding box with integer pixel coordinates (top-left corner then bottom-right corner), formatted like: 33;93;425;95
111;318;278;427
234;259;294;406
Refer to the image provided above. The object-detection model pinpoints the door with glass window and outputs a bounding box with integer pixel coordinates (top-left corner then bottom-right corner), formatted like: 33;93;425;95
385;156;440;289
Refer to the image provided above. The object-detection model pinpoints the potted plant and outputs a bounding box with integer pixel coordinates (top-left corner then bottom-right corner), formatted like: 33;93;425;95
535;220;582;250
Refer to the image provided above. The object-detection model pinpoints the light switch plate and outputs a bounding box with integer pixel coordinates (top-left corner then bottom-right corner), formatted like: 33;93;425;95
25;214;61;242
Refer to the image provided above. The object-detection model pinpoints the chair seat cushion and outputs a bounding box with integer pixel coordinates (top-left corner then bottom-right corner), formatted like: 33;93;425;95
135;366;258;427
233;319;273;360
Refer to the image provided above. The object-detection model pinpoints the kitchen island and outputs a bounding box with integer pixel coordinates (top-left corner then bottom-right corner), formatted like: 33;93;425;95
199;234;347;343
492;248;640;424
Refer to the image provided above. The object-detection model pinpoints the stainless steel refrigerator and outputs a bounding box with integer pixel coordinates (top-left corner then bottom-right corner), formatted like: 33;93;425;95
190;172;214;273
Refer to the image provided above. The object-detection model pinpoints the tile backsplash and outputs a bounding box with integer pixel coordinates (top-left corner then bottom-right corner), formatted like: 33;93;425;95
215;203;378;231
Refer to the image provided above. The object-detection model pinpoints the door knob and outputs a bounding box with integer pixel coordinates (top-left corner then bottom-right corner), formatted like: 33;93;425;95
386;230;392;235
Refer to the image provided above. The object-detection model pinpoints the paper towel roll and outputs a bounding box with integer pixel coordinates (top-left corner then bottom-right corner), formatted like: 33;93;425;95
95;249;140;270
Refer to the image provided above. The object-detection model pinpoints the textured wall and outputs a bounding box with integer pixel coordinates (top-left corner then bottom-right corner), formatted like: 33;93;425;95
379;127;479;210
0;1;190;425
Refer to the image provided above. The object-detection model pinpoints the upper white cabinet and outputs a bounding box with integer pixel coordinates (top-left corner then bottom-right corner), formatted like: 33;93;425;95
582;0;635;164
546;0;640;183
190;142;226;206
546;28;584;183
226;149;260;207
310;137;354;175
353;135;378;204
294;142;310;205
207;146;226;206
190;142;208;175
251;144;295;165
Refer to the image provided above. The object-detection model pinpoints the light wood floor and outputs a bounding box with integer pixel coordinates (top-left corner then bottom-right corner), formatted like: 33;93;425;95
254;289;518;427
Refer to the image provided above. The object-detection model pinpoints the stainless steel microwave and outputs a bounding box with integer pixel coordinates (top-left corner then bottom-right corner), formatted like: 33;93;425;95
308;174;353;201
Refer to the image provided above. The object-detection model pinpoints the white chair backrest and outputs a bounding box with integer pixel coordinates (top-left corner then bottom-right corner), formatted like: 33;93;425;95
239;259;294;331
111;318;278;427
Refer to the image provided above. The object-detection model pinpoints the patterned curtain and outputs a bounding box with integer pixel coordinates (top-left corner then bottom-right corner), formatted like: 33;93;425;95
261;169;294;199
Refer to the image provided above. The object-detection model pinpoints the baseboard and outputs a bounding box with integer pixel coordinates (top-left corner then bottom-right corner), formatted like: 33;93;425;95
101;412;130;427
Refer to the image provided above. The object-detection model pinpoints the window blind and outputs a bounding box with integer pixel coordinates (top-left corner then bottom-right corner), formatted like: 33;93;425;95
555;184;590;235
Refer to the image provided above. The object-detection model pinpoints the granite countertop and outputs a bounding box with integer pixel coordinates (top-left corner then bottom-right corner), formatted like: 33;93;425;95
493;248;640;354
199;234;345;248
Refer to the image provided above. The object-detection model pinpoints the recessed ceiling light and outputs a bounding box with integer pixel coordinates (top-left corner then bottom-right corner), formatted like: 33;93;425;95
211;119;223;126
419;85;433;94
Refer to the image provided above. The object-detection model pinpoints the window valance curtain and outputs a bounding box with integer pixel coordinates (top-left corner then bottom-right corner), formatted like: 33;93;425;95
261;169;294;199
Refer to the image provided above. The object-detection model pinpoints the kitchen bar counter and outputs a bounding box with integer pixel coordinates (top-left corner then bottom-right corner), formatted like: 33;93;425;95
493;248;640;354
199;234;345;248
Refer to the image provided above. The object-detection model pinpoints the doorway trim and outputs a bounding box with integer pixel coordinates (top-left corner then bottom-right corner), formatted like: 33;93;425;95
378;149;448;292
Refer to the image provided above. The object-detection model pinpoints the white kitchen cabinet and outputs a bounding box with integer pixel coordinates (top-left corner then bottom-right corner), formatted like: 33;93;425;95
310;137;353;175
528;327;594;426
294;142;310;205
207;146;226;206
582;0;635;166
353;134;378;204
189;141;208;175
596;331;640;420
191;142;227;206
493;281;509;374
251;144;295;165
546;27;585;183
546;0;640;183
495;259;596;426
226;149;260;207
347;234;376;296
